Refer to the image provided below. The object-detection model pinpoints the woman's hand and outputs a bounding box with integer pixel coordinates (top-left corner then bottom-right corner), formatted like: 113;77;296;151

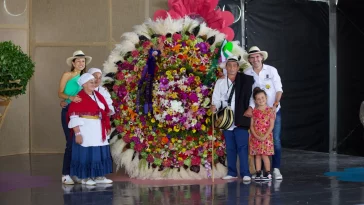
60;101;68;108
70;95;82;103
75;134;83;144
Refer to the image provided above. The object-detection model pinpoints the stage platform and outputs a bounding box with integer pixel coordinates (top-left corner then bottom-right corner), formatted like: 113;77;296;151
1;149;364;205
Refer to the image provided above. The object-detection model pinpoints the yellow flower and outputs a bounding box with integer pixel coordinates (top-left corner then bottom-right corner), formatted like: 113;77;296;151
182;148;186;152
181;126;186;130
191;104;199;112
207;109;212;116
151;118;156;123
166;70;172;76
158;123;163;128
196;87;201;93
180;67;186;73
146;148;151;152
156;148;161;153
168;128;173;133
178;157;183;161
201;124;206;131
205;118;210;124
192;129;196;133
171;138;176;143
174;125;180;132
170;92;178;99
265;84;271;89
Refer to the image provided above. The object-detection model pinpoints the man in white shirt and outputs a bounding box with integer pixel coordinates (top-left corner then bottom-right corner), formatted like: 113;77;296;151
211;56;255;182
243;46;283;180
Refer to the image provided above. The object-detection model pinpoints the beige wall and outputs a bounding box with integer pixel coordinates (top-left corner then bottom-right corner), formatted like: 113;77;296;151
30;0;168;153
0;0;168;155
0;0;30;156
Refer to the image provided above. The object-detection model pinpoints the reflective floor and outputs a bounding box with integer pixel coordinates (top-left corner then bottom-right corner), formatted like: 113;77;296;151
1;149;364;205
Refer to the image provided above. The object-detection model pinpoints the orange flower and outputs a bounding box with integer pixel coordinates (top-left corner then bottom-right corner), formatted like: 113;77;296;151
199;65;207;72
161;136;169;144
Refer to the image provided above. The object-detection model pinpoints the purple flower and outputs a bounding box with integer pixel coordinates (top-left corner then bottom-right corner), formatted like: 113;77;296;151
189;93;198;103
182;41;187;47
201;88;209;96
197;108;206;115
180;92;188;100
179;116;187;124
165;114;173;121
160;77;169;85
131;136;140;144
185;76;195;86
196;42;208;54
195;122;201;130
118;86;127;99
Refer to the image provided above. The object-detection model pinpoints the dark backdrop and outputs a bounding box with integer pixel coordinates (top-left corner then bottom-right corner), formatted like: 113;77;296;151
245;0;330;152
336;0;364;156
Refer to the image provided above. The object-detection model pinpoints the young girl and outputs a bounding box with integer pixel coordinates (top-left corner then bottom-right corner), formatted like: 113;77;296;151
250;87;275;181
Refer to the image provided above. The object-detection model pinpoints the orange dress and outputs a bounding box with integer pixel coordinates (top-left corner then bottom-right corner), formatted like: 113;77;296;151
249;107;275;156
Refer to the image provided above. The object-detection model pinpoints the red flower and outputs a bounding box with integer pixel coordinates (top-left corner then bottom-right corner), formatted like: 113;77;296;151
147;154;154;163
153;0;235;40
191;156;201;166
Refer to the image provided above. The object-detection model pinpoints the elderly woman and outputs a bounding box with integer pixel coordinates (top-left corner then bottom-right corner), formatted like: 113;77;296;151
87;68;115;116
67;73;113;185
58;50;91;184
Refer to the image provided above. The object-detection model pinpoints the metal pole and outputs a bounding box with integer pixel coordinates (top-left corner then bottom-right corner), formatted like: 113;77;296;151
329;0;337;153
241;0;246;48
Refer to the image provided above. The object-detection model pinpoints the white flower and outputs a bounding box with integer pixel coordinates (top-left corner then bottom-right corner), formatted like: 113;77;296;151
191;119;197;126
202;98;210;108
170;100;184;113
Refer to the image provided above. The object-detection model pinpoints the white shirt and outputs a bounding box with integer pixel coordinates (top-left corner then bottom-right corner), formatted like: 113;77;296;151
96;85;115;115
212;77;236;130
244;64;283;112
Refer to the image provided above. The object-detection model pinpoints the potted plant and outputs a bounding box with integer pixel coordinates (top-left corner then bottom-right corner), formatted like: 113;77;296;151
0;41;35;127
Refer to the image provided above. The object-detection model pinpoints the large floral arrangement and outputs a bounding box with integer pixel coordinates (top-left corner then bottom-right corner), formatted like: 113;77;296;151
103;0;249;179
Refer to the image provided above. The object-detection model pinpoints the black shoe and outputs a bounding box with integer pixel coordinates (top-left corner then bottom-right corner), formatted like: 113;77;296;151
254;171;262;181
261;171;272;181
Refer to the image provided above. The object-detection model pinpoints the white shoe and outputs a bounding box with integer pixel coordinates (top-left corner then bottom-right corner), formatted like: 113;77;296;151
82;178;96;186
94;176;113;184
251;174;256;179
273;168;283;180
243;176;252;182
72;176;82;184
62;184;74;193
62;175;75;185
222;175;238;180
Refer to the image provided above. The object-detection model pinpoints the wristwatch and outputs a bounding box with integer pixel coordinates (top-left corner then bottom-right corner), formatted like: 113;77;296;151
273;102;279;108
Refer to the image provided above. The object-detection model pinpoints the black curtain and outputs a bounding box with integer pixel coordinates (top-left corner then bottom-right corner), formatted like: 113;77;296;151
337;0;364;156
218;0;243;42
245;0;329;152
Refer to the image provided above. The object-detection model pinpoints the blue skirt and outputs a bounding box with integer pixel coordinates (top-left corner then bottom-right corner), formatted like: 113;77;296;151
70;140;113;179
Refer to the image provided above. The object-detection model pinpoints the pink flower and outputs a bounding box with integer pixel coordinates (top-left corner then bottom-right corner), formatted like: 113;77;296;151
153;0;235;40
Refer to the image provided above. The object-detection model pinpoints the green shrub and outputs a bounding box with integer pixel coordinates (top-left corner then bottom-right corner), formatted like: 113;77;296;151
0;41;35;97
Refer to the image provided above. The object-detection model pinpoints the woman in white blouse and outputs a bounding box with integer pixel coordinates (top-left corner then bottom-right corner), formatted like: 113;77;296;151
67;73;113;185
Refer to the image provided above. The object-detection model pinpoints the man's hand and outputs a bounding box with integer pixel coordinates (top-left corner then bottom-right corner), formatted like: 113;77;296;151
244;107;253;117
211;105;217;113
60;101;68;108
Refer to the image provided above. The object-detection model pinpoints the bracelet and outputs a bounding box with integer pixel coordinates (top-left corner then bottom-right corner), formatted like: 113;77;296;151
75;132;81;136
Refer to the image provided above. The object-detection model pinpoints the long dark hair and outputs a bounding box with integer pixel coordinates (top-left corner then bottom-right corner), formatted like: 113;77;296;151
70;58;86;74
